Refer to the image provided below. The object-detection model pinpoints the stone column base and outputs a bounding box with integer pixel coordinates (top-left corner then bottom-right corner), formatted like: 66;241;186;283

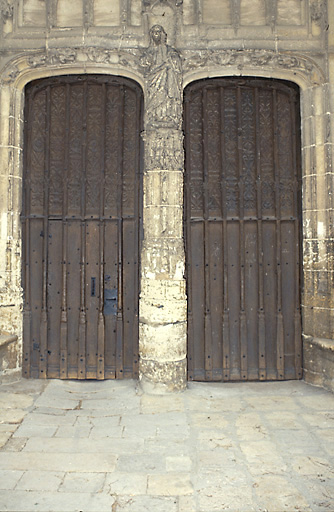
303;335;334;393
139;357;187;394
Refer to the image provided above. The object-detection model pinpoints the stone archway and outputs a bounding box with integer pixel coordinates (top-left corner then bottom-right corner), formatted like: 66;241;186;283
0;42;331;390
22;74;143;379
184;77;302;382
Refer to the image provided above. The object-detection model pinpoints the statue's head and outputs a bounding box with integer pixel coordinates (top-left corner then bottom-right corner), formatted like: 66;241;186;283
149;25;167;45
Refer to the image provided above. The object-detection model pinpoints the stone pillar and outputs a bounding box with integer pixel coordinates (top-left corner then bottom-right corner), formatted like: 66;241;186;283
0;82;23;375
302;2;334;391
139;25;187;393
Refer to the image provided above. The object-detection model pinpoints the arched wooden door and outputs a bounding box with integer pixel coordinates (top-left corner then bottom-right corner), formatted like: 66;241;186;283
184;78;302;382
22;75;142;379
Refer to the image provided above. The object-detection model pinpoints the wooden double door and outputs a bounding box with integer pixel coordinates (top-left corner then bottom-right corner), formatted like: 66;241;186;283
185;78;302;382
22;75;142;379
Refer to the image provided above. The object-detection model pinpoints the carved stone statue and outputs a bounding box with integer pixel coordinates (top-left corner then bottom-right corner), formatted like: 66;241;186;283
140;25;182;129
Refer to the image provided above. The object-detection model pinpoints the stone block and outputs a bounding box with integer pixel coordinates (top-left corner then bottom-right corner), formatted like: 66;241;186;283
94;0;120;26
139;357;187;393
140;295;186;325
143;205;183;238
0;453;117;472
16;470;64;491
116;452;166;473
89;425;123;438
140;278;186;301
140;393;185;413
23;436;144;454
147;473;193;495
303;337;334;393
254;475;311;512
0;470;24;490
56;0;83;27
312;85;326;117
141;238;185;279
166;455;192;472
3;438;28;452
139;321;187;360
0;490;116;512
13;424;57;438
104;472;148;495
59;472;105;493
0;334;19;372
0;431;12;448
0;408;27;424
114;495;178;512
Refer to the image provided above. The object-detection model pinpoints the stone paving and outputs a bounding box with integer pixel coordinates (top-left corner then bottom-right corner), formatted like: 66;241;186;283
0;378;333;512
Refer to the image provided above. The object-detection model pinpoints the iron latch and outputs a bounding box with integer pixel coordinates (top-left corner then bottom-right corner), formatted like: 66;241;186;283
104;288;117;316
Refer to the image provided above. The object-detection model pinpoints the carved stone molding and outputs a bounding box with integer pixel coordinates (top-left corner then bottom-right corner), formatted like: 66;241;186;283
0;45;325;90
0;47;146;85
143;0;182;8
182;49;325;86
142;128;184;171
0;0;13;21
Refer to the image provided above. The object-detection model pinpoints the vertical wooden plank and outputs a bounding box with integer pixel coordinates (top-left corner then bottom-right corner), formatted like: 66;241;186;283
67;220;81;378
255;87;266;380
263;221;277;379
259;86;277;379
67;82;84;379
203;87;213;380
209;222;224;380
273;88;284;380
104;84;120;379
238;86;247;381
22;92;32;378
184;90;195;380
191;222;205;379
220;87;230;382
185;88;205;380
85;81;103;378
207;85;223;380
85;220;100;379
47;220;62;378
39;85;51;379
60;83;70;379
78;81;87;380
291;89;302;379
122;86;139;378
116;85;125;379
103;220;118;378
224;85;239;379
23;217;32;378
122;219;136;378
48;83;67;378
97;82;107;380
30;220;44;378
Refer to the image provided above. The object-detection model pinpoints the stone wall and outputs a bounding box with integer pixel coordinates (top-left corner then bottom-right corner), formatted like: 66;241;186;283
0;0;333;392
